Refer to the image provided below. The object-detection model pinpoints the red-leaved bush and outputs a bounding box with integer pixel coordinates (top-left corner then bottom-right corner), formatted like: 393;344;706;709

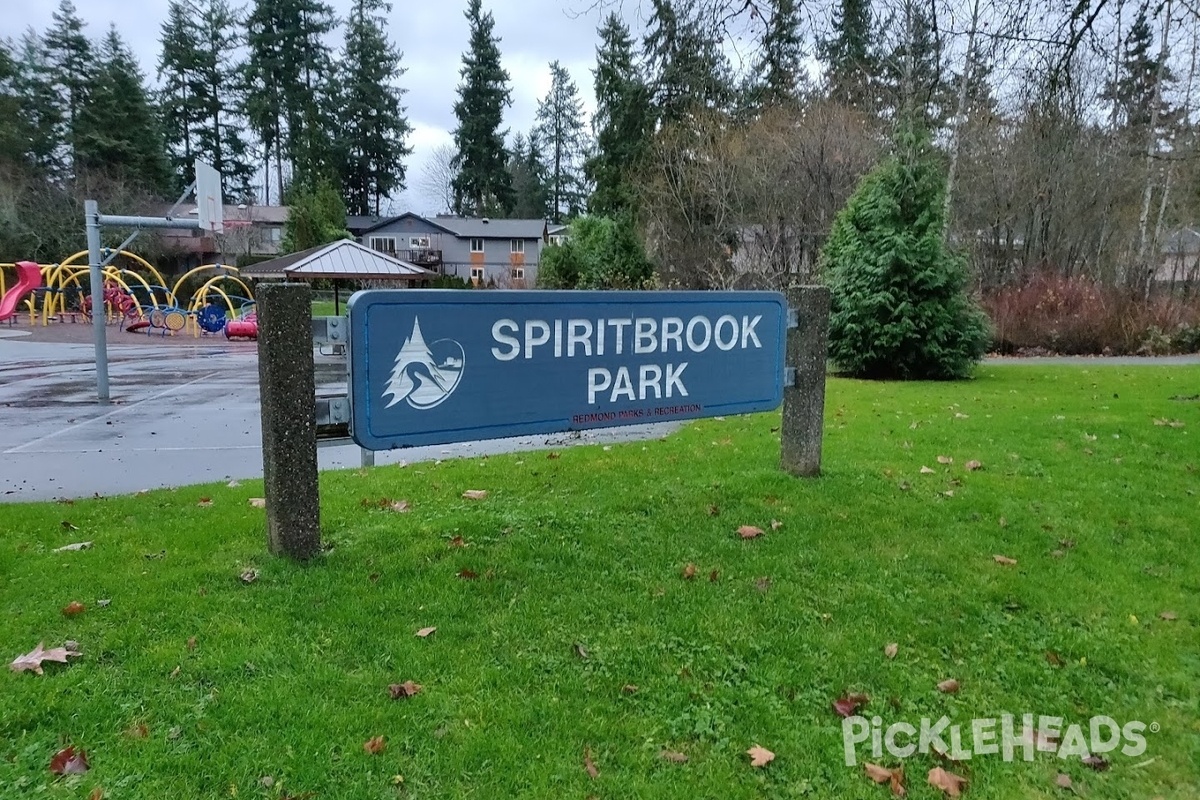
983;274;1200;355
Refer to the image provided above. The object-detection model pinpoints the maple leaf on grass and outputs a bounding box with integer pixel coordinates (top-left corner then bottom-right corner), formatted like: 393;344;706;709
833;692;869;717
388;680;422;699
965;460;983;471
53;541;92;552
937;679;960;694
248;498;266;509
1055;773;1073;789
415;627;436;638
61;520;78;531
937;455;953;464
49;745;89;775
363;736;386;755
746;744;775;768
865;763;907;796
584;747;599;779
920;466;936;474
1159;611;1178;621
457;568;479;580
928;766;968;797
770;519;783;531
10;641;81;675
682;563;697;580
389;500;410;513
660;749;688;763
1082;754;1109;771
197;497;213;508
62;601;86;616
993;555;1017;566
462;490;488;500
884;642;899;660
737;525;764;539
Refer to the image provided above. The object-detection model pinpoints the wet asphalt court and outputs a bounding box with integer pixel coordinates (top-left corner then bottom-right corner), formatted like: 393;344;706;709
0;334;672;502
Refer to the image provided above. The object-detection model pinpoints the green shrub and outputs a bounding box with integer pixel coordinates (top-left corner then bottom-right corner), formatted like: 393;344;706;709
819;127;989;379
537;214;653;289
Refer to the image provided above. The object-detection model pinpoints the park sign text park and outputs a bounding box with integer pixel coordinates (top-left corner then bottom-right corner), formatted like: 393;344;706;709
345;290;788;450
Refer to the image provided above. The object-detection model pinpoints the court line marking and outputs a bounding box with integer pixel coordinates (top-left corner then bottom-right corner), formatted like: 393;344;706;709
3;372;219;454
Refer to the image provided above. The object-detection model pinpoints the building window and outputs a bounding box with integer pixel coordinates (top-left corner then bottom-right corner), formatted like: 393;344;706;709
409;236;430;248
510;238;524;254
510;267;525;280
548;234;567;247
369;236;397;254
470;266;485;283
470;238;484;253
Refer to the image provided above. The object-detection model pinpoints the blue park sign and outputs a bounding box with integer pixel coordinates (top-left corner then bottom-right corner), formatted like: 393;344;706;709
345;289;788;450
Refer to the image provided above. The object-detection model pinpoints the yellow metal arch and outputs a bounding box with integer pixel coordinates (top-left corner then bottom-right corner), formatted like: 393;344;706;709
172;264;243;302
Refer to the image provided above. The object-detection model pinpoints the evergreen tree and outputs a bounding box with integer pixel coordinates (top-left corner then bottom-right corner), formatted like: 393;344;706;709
158;1;203;193
43;0;94;171
643;0;734;127
1105;8;1176;132
880;0;947;128
337;0;413;216
819;0;877;109
77;27;170;192
748;0;806;109
532;61;589;222
451;0;514;216
537;214;653;289
585;14;651;217
281;178;351;252
245;0;338;199
0;45;23;164
11;32;63;175
507;131;550;219
819;126;989;379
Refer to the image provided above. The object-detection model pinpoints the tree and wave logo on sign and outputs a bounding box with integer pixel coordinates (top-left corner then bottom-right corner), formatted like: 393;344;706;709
382;317;465;409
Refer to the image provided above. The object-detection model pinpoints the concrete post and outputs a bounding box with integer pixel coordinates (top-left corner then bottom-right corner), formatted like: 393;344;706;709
257;283;321;559
84;200;110;402
781;286;831;477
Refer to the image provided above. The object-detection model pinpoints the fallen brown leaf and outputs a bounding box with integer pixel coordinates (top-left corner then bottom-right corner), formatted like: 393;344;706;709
61;520;79;531
239;568;259;584
415;626;437;638
584;747;599;778
49;745;89;775
548;451;561;460
248;498;267;509
1159;611;1178;621
746;744;775;768
363;736;386;755
770;519;783;530
1082;754;1109;771
833;692;869;717
737;525;764;539
197;497;212;507
884;642;899;660
660;749;688;763
707;504;720;516
754;577;771;593
937;456;953;464
573;642;590;660
865;763;894;783
169;665;181;679
53;541;92;552
709;569;719;583
456;568;479;580
186;636;197;652
88;787;103;800
936;679;960;694
993;554;1018;566
998;517;1008;528
682;563;697;580
62;601;86;617
125;722;149;739
10;642;82;675
621;684;638;694
928;766;968;797
865;763;907;796
389;500;410;513
1055;773;1073;790
448;535;467;548
462;490;488;500
1045;650;1064;667
388;680;422;699
920;466;936;474
965;460;983;471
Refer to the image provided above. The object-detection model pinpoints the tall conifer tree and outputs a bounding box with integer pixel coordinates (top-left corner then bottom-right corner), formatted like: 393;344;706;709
532;61;588;222
451;0;513;216
337;0;412;216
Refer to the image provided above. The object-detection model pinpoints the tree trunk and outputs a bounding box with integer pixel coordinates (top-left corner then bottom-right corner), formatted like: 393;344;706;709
943;0;981;232
1135;0;1172;291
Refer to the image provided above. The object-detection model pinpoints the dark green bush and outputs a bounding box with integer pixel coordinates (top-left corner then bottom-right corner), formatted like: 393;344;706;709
819;128;989;379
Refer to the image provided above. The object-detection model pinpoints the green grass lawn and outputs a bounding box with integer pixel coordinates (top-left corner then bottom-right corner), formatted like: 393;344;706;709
311;300;338;317
2;366;1197;799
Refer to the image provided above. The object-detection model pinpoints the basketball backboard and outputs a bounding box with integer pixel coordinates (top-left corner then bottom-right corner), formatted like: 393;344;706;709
195;161;224;235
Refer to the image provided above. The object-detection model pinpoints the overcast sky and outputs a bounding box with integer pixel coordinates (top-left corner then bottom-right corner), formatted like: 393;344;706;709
1;0;673;214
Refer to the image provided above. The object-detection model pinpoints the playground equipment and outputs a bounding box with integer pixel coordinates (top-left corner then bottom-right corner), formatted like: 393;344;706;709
0;261;43;322
0;255;257;340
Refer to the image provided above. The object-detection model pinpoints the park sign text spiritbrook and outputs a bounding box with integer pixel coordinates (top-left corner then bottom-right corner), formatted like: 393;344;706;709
345;290;788;450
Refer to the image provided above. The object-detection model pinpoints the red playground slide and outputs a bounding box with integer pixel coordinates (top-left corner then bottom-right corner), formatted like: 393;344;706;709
0;261;43;322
